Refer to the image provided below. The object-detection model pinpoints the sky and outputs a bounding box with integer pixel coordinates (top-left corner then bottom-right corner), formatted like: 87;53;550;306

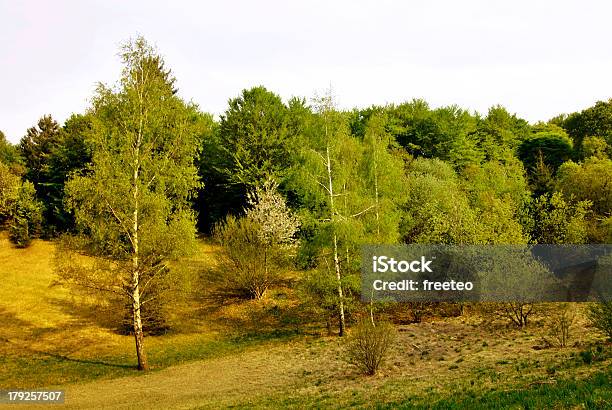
1;0;612;143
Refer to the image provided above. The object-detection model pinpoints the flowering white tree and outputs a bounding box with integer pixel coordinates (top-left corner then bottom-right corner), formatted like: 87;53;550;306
216;179;299;299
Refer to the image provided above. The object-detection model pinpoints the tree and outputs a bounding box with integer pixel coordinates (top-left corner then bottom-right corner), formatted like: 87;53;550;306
581;136;609;159
218;86;296;186
59;37;201;371
290;91;371;336
518;130;574;174
8;181;43;247
385;100;479;161
20;115;61;187
0;131;23;173
197;87;303;231
563;99;612;151
0;161;42;247
530;192;590;244
360;112;406;243
477;106;530;162
399;158;482;244
0;161;21;223
556;158;612;217
555;158;612;242
461;159;530;243
18;114;77;235
214;179;299;299
478;248;560;328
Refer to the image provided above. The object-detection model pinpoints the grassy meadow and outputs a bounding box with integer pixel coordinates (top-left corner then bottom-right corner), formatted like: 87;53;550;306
0;232;610;409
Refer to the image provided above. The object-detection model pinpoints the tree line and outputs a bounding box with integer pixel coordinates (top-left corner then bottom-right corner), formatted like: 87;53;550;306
0;37;611;370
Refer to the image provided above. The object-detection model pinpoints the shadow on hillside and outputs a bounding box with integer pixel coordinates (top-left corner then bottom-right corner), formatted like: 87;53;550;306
0;307;34;342
192;266;323;338
26;348;134;369
48;295;124;333
0;307;133;369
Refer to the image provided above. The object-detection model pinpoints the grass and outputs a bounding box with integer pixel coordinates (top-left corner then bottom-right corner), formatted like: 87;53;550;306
0;231;611;408
0;232;296;389
401;370;612;409
234;369;611;409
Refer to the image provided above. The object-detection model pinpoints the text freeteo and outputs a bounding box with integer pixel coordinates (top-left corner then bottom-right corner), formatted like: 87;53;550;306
372;279;473;291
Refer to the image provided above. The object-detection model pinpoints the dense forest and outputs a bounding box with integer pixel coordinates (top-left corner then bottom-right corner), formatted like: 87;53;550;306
1;37;611;372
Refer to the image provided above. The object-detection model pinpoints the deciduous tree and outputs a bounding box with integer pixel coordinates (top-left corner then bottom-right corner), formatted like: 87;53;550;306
59;37;201;370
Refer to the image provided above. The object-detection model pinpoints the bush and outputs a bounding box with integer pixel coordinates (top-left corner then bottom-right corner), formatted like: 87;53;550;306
588;298;612;341
549;304;575;347
346;319;395;375
500;302;535;328
215;216;280;299
214;180;299;300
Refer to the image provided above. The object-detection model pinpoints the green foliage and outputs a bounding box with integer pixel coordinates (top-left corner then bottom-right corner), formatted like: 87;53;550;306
299;267;361;331
8;181;43;248
19;115;61;188
530;192;590;244
44;114;93;232
360;112;406;243
384;100;480;162
477;105;530;161
461;159;530;243
218;86;297;187
346;319;395;375
15;114;92;235
478;248;558;327
563;99;612;151
581;136;609;159
0;161;43;247
556;158;612;217
400;158;482;244
400;158;526;244
0;161;21;223
59;37;201;363
0;130;24;173
198;87;303;231
518;130;574;176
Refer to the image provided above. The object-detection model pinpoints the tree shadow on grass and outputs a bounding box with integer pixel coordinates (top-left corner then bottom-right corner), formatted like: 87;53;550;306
0;307;135;370
26;348;134;369
47;292;124;333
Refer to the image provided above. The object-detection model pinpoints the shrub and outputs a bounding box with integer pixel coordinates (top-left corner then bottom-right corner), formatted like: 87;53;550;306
549;304;575;347
214;180;299;300
346;319;395;375
500;302;535;328
215;215;285;299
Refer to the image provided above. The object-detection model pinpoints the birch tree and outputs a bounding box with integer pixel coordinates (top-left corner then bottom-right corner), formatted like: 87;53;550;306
58;37;201;370
292;91;372;336
361;112;406;243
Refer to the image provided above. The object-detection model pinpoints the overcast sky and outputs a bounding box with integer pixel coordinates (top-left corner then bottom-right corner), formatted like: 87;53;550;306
1;0;612;142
